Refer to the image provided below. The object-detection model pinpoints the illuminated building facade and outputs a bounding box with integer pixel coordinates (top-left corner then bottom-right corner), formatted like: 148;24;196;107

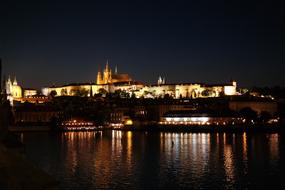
42;83;101;97
5;76;48;105
5;61;238;100
42;79;237;99
159;110;242;126
136;80;237;99
24;88;37;97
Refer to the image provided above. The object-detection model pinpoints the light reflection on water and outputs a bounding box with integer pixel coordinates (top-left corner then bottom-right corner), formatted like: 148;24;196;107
22;131;284;190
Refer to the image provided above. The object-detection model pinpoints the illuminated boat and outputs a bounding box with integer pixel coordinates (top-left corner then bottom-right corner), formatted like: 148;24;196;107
59;118;99;131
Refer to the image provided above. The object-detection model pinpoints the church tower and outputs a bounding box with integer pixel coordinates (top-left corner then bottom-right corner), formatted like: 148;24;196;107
103;60;112;84
6;76;12;95
157;76;165;85
115;65;118;74
96;70;103;84
96;60;113;84
13;76;18;86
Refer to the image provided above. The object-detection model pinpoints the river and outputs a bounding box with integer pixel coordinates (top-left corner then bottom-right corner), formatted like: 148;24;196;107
21;131;285;190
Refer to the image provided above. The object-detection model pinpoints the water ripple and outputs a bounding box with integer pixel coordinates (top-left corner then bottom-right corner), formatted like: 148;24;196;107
22;131;284;190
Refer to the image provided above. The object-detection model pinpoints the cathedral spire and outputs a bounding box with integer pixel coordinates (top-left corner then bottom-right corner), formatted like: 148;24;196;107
96;69;102;85
13;76;17;85
115;65;118;74
7;75;11;83
105;59;109;71
157;76;165;85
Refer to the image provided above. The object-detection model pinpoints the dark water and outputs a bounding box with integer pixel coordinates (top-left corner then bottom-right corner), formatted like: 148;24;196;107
22;131;285;190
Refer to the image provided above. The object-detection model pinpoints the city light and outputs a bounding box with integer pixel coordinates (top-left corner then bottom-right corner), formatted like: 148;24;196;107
125;119;133;126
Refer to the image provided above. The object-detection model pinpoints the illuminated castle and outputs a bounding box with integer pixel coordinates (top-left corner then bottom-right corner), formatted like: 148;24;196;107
96;60;132;84
1;59;238;106
40;60;238;99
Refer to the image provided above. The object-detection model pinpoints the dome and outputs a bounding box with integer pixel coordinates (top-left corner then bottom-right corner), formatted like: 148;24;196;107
11;85;22;98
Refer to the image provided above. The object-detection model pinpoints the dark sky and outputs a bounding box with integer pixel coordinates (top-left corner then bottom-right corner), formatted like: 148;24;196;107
0;0;284;89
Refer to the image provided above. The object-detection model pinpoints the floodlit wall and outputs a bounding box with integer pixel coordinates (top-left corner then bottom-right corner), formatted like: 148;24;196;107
42;81;237;99
24;89;37;97
224;86;236;96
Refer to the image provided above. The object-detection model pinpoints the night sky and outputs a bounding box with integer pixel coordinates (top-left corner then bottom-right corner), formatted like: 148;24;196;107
0;0;284;89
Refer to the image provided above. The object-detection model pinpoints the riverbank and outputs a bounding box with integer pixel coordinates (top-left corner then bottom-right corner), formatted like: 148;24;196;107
0;133;58;190
9;124;284;133
9;126;51;132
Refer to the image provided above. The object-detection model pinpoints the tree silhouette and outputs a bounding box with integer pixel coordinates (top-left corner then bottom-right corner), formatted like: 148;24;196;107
239;107;257;121
50;90;57;98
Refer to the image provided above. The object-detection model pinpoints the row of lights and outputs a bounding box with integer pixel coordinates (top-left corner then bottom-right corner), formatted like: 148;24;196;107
159;121;239;126
61;120;94;126
64;126;98;131
62;122;94;126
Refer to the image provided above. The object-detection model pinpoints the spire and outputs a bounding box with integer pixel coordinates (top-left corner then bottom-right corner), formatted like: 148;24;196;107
157;76;165;85
96;65;102;84
158;76;162;85
105;59;109;71
13;76;17;85
6;75;11;95
97;71;102;84
7;75;11;83
115;65;118;74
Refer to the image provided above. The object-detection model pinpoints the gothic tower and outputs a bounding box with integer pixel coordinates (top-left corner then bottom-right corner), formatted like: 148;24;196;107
96;70;103;84
96;60;115;85
103;60;112;84
115;65;118;74
13;76;18;86
6;76;12;95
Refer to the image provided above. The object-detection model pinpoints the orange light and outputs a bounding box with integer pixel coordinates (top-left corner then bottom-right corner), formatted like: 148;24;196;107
125;119;133;125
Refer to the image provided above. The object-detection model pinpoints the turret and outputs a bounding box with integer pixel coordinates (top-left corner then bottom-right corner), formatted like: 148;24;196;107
108;68;112;83
6;76;12;95
7;76;11;84
232;80;237;87
158;76;162;85
13;76;18;86
158;76;165;85
115;65;118;74
103;60;112;84
105;60;109;71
